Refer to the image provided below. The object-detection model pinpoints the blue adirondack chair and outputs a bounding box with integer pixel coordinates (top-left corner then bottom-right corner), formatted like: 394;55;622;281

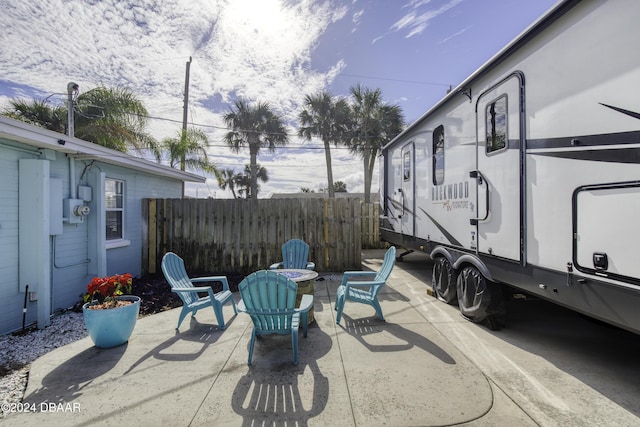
335;246;396;324
161;252;237;330
269;239;315;270
238;270;313;366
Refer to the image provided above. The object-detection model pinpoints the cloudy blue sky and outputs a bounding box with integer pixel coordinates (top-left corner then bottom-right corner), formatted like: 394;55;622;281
0;0;557;198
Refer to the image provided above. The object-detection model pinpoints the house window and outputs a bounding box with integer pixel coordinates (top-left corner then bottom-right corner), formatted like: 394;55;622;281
486;96;507;154
433;125;444;185
105;178;124;241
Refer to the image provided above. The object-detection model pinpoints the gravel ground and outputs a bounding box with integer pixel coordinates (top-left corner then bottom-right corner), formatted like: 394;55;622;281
0;273;178;418
0;273;240;419
0;311;87;418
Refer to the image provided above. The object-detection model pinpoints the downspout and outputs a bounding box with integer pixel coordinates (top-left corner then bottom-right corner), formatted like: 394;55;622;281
69;155;76;199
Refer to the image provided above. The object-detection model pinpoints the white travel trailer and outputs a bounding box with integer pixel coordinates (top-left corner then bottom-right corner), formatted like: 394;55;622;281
380;0;640;333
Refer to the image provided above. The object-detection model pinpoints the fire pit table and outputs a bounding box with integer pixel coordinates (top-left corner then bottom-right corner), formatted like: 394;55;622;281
274;269;318;325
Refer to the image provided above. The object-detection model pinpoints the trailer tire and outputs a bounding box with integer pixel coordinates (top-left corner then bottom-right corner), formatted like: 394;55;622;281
456;266;506;330
432;257;457;303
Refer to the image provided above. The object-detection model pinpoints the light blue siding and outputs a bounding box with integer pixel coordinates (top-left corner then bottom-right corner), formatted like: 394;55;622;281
0;142;31;333
1;140;187;334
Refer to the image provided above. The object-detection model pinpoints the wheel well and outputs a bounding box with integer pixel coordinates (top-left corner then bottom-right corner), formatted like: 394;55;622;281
429;247;454;265
430;247;494;281
452;255;494;282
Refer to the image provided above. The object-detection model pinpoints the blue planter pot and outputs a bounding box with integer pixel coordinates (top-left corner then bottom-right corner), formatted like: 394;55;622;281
83;296;141;348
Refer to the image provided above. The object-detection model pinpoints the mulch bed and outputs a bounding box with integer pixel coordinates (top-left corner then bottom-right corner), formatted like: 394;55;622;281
128;272;245;317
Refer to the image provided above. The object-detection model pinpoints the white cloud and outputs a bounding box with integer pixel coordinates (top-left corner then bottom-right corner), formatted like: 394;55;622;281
391;0;464;38
352;8;364;33
0;0;347;120
439;25;473;44
0;0;371;199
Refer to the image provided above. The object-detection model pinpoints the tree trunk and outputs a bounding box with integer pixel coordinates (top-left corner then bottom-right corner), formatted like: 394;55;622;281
324;140;335;198
365;148;377;203
363;149;371;203
249;143;258;199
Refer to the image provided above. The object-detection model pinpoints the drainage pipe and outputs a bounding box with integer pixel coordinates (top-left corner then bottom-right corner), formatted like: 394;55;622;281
22;284;28;332
69;155;76;199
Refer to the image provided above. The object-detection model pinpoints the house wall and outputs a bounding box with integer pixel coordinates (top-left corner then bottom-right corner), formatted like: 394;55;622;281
0;141;27;335
0;139;184;335
49;156;89;316
97;165;184;277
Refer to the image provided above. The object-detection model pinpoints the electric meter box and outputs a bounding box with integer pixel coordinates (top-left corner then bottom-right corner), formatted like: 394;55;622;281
64;199;87;224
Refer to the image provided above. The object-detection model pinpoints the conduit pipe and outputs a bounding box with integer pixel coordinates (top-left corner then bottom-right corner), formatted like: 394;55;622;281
69;155;76;199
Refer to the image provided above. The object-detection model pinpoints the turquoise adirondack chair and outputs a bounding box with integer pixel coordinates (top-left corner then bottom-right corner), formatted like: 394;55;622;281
269;239;315;270
161;252;237;330
238;270;313;366
335;246;396;324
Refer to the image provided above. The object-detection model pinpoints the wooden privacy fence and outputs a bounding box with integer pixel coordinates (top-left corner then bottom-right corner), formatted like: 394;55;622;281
142;198;384;275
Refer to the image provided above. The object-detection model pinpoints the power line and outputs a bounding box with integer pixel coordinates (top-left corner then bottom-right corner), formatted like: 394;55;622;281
337;72;453;87
205;142;355;150
138;112;225;129
135;112;388;145
214;160;362;168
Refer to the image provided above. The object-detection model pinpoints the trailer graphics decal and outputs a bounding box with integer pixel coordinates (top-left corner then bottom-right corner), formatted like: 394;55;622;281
527;130;640;164
419;207;463;247
599;103;640;121
432;181;473;212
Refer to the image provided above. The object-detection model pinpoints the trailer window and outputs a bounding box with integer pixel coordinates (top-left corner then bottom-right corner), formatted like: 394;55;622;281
403;150;411;181
486;96;507;154
433;125;444;185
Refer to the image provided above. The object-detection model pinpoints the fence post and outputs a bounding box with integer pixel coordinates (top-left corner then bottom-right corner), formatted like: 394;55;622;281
323;199;330;270
148;199;157;273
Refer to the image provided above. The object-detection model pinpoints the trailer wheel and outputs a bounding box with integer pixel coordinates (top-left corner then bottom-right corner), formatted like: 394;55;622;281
432;257;457;303
456;266;506;330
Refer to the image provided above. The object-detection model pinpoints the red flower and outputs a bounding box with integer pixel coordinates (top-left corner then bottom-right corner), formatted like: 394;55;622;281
84;273;134;307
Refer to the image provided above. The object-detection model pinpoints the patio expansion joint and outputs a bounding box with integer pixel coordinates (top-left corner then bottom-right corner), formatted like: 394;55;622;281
332;317;358;426
189;320;253;426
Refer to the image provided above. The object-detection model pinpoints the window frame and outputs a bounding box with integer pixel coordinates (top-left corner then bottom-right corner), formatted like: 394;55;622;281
432;124;445;185
403;149;411;182
105;178;125;243
485;95;508;155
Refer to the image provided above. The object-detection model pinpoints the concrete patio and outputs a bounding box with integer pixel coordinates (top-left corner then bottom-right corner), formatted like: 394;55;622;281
5;249;635;426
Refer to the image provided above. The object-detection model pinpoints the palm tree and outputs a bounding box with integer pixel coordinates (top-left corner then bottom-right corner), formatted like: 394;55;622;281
74;86;158;155
348;84;404;203
298;91;350;198
237;164;269;199
161;127;218;178
219;168;242;199
2;86;158;155
2;98;67;133
223;98;288;199
319;181;348;193
334;181;348;193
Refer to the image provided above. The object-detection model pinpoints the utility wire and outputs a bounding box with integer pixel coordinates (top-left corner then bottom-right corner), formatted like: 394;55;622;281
133;112;395;143
205;142;355;150
337;72;453;87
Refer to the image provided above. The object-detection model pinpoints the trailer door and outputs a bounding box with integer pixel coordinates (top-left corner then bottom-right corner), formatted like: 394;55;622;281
401;142;415;237
473;74;523;263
